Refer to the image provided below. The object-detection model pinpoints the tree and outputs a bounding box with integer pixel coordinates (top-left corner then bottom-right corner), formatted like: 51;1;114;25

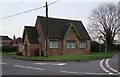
88;3;120;49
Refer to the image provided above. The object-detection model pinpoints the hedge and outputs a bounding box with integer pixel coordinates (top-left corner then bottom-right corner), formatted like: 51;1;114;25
91;41;120;52
2;45;18;52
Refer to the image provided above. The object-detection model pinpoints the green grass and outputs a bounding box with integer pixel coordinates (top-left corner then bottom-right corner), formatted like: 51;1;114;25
0;52;16;56
16;51;116;61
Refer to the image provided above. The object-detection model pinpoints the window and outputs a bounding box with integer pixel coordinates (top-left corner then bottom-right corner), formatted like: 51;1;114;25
67;41;76;48
80;41;87;48
49;41;58;48
23;45;25;49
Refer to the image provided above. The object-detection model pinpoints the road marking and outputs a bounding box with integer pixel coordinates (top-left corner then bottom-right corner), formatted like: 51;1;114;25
106;58;120;74
0;62;7;65
34;62;67;66
26;66;44;70
14;65;25;68
14;65;44;70
100;58;120;75
100;59;111;73
60;71;119;75
61;71;79;74
81;72;118;75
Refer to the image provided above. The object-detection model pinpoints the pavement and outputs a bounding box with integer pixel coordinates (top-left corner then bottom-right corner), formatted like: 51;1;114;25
1;53;120;77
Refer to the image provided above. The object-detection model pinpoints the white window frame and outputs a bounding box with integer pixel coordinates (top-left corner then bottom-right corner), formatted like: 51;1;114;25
67;41;76;49
49;40;58;48
23;45;25;49
80;41;87;49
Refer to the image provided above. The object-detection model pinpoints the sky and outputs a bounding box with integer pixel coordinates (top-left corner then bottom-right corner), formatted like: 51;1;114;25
0;0;119;39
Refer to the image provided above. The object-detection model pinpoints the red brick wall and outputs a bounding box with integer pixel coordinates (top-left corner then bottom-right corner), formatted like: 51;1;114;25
63;27;90;55
35;17;90;56
48;39;63;56
27;44;39;56
46;27;90;56
22;44;39;56
22;33;29;56
23;34;29;44
18;43;23;52
35;17;46;52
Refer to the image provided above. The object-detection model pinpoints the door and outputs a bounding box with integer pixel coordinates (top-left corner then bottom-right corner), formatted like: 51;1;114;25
25;44;28;56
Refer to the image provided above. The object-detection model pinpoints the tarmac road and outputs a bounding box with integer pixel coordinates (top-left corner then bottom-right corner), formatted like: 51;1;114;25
1;53;119;77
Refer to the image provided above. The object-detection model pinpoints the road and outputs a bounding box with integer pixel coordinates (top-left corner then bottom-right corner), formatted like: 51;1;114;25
1;53;120;77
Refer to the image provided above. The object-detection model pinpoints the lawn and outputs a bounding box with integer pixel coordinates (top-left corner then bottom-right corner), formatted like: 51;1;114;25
16;51;116;61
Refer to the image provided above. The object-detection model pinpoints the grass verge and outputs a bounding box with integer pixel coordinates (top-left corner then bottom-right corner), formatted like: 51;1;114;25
16;51;116;61
0;52;16;56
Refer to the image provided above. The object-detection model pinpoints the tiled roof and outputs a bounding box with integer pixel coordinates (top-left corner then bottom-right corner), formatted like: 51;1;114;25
37;16;90;40
0;36;12;40
23;26;39;44
16;37;22;43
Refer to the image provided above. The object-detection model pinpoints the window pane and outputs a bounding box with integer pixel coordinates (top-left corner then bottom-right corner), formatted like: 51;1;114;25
50;41;58;48
67;41;76;48
80;41;86;48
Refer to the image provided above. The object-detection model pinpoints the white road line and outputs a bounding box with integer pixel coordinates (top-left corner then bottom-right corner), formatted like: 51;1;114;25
0;62;7;65
14;65;44;70
14;65;25;68
26;66;44;70
56;63;67;65
34;63;67;66
100;59;113;74
61;71;79;74
82;72;105;75
61;71;118;75
82;72;118;75
106;58;119;73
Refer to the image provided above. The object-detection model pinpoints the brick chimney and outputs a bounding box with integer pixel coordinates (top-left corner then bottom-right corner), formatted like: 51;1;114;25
12;35;16;44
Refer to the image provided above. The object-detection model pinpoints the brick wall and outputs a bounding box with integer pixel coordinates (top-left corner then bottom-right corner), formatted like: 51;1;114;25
22;33;28;56
35;18;90;56
48;39;63;56
27;44;39;56
63;27;90;55
35;17;46;51
18;43;23;52
46;27;90;56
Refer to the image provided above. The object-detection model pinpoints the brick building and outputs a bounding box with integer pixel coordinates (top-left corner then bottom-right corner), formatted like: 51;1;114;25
22;16;91;56
0;36;12;45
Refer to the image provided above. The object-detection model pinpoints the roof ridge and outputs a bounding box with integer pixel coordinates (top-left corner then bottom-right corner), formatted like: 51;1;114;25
37;16;82;22
25;26;35;28
36;16;90;40
63;23;80;39
23;26;39;44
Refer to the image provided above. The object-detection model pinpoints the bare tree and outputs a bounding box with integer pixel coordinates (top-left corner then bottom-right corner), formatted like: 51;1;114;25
88;3;120;48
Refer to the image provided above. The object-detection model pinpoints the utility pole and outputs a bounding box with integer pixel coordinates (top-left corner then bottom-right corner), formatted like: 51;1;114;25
46;2;49;57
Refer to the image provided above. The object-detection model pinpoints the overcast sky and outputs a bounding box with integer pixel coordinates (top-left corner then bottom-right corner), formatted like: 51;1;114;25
0;0;119;39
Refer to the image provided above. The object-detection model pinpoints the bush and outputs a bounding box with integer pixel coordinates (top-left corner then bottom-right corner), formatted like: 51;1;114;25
2;45;18;52
17;51;23;56
112;44;120;52
91;41;99;52
91;41;106;52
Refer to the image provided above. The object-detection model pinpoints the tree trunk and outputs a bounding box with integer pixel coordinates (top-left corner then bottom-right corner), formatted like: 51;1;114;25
106;30;113;50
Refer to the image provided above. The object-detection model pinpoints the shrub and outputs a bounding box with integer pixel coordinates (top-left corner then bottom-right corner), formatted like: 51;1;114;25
2;45;18;52
91;41;106;52
91;41;99;52
112;44;120;52
17;51;23;56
